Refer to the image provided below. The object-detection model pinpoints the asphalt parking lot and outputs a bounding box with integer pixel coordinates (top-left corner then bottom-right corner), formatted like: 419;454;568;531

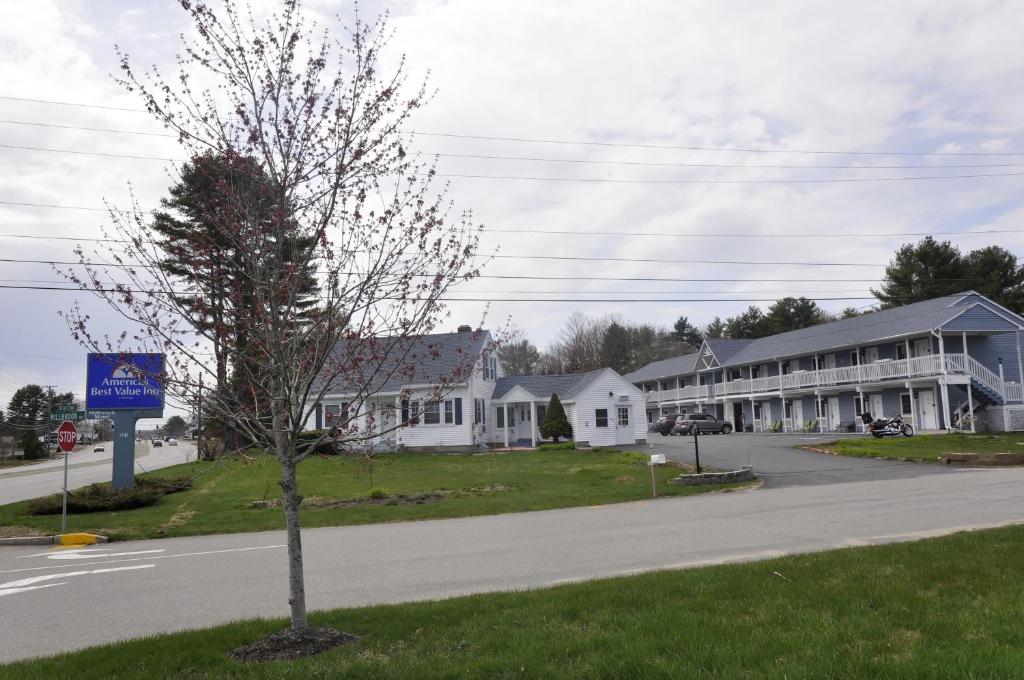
647;432;959;488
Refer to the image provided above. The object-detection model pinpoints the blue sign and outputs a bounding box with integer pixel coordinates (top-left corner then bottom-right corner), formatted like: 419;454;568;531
86;353;165;411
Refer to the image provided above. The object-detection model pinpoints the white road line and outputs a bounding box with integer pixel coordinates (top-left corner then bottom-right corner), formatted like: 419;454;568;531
0;544;285;576
0;564;155;597
44;549;166;560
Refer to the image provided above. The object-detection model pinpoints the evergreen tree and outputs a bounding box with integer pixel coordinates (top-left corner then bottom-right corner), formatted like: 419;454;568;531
540;394;573;443
673;316;703;348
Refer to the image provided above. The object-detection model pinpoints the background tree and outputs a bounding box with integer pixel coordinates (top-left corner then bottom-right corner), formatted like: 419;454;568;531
673;316;703;348
498;329;541;376
725;306;769;339
962;245;1024;312
6;385;75;437
163;415;188;438
60;1;482;645
763;297;830;335
703;317;727;339
539;394;572;442
838;306;865;319
600;321;632;374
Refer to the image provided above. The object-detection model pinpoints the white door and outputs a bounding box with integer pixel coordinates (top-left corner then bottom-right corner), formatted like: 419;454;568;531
380;404;396;442
913;339;932;357
616;406;633;445
827;397;840;431
791;400;804;430
917;390;937;430
864;347;879;364
869;394;884;420
824;354;837;369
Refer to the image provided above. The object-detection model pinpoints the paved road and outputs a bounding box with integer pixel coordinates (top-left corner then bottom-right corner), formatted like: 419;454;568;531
1;464;1021;662
649;432;957;487
0;441;196;505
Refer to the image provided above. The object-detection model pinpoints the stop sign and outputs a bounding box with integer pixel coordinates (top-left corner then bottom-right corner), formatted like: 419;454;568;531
57;420;78;453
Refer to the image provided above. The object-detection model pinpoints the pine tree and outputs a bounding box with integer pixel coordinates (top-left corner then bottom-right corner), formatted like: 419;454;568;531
540;394;573;443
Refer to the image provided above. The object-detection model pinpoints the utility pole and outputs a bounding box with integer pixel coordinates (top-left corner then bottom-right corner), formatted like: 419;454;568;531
42;385;57;454
196;373;203;459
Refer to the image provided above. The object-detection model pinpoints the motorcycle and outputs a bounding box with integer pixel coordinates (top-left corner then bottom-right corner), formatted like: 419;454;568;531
860;413;914;438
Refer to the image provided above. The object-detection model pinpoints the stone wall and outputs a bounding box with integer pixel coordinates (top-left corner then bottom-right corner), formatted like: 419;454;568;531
669;465;754;486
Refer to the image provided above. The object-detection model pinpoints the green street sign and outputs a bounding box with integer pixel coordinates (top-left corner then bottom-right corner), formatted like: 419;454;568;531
49;410;86;423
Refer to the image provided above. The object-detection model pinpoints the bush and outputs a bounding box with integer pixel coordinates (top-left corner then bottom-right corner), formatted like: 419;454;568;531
537;442;574;452
20;432;46;460
367;487;388;499
539;394;573;443
27;475;193;515
296;428;343;455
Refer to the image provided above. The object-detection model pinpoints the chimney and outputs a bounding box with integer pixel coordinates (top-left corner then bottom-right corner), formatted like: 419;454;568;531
457;324;473;333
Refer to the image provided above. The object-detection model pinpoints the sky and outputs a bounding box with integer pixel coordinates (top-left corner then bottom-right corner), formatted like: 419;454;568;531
0;0;1023;423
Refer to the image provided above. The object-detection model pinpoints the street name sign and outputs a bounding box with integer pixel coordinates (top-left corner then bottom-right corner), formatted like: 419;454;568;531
50;410;86;423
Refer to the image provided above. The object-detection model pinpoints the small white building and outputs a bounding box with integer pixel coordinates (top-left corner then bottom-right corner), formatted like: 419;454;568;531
312;328;647;449
490;370;648;448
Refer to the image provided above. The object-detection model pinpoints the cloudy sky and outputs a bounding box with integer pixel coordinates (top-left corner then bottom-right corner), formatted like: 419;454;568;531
1;0;1023;421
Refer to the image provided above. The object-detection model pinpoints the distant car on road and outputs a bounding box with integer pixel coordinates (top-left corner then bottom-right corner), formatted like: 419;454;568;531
152;440;163;447
93;445;104;452
168;439;178;446
672;413;733;435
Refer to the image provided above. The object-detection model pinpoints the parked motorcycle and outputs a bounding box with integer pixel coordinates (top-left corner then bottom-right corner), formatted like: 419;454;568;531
860;413;914;438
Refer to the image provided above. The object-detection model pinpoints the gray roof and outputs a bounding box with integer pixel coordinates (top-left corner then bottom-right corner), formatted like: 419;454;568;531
322;329;490;395
623;353;698;383
626;291;1021;380
492;369;606;401
724;293;977;366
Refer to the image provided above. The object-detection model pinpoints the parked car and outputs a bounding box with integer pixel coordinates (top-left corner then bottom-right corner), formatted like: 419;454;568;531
650;415;677;435
93;445;104;452
672;413;733;435
152;439;163;447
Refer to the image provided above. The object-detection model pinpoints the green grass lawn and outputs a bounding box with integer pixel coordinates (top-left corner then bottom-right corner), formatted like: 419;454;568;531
6;524;1024;678
0;450;746;541
806;432;1024;462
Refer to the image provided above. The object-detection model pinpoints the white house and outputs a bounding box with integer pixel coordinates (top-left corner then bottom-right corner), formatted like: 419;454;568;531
311;327;647;449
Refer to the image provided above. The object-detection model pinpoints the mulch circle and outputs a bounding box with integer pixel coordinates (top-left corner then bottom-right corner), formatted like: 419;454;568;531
229;626;358;663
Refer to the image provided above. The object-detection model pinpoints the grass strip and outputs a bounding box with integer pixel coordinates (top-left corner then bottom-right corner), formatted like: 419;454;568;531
804;432;1024;462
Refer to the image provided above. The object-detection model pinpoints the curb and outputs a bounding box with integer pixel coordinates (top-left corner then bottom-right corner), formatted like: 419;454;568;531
0;533;108;547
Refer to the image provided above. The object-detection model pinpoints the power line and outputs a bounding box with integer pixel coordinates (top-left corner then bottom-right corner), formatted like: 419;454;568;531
0;282;882;302
4;93;1023;157
5;142;1024;183
5;119;1024;170
0;225;1021;243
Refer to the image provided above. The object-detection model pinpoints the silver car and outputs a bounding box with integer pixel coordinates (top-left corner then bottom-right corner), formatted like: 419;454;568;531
672;413;733;435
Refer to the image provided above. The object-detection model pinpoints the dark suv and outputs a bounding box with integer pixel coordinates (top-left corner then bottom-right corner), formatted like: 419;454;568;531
672;413;732;435
650;415;677;435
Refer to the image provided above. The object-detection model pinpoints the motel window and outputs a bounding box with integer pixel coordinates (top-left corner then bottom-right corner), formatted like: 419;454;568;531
854;396;864;417
850;351;859;366
896;344;907;360
595;409;609;427
423;402;441;425
784;401;793;419
753;403;762;419
900;393;912;416
617;407;629;427
751;366;760;379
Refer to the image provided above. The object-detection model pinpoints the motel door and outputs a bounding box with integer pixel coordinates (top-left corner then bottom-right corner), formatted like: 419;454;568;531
917;390;937;430
791;400;804;430
827;398;840;431
869;394;884;420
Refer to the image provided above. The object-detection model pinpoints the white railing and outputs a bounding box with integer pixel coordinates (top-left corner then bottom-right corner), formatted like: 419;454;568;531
642;352;1015;404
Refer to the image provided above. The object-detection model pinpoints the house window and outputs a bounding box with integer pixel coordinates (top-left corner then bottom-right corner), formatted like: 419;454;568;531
496;407;505;428
443;400;454;424
401;400;419;425
900;393;912;416
617;407;629;426
537;405;547;424
423;402;441;425
854;396;864;416
473;398;485;425
484;356;497;380
324;402;349;427
896;344;907;361
595;409;609;427
660;380;672;391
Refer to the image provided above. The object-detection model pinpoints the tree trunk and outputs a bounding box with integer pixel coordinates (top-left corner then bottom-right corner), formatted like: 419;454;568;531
278;448;308;630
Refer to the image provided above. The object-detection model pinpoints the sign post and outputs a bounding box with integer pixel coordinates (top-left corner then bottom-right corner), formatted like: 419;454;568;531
85;353;165;490
57;420;78;532
648;453;665;498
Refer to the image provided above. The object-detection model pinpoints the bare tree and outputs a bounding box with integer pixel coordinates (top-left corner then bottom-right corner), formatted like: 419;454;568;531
58;1;484;642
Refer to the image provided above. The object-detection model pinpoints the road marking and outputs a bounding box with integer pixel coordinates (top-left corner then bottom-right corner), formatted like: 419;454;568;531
0;564;155;598
44;549;166;560
0;544;285;576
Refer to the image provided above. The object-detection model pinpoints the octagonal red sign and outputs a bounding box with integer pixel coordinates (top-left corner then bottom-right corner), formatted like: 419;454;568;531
57;420;78;453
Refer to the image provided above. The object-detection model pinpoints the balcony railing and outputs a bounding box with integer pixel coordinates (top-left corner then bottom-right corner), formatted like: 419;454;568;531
640;353;1020;404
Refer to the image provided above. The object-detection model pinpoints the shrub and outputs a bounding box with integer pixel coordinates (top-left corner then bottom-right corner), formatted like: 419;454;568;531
296;428;343;455
20;432;46;460
27;475;193;515
539;394;573;443
367;487;388;499
28;484;164;515
537;442;574;452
